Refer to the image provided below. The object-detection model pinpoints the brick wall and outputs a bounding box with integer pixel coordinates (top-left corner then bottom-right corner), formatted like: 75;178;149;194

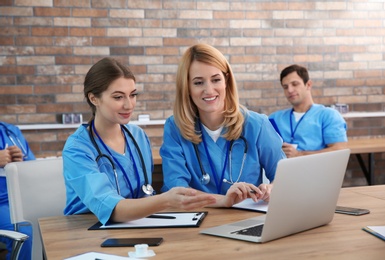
1;1;385;186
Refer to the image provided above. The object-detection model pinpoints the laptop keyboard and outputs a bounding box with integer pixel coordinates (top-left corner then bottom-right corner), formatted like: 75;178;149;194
231;224;264;237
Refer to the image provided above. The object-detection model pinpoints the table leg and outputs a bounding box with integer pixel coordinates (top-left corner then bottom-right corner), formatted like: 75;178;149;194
355;153;375;185
369;153;374;185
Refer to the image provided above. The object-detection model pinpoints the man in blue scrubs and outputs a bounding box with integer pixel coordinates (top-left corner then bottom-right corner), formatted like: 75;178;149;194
0;122;35;260
269;64;347;158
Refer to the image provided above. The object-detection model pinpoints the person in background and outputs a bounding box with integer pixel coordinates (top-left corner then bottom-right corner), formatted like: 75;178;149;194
160;43;286;206
269;64;348;158
63;58;216;225
0;122;35;260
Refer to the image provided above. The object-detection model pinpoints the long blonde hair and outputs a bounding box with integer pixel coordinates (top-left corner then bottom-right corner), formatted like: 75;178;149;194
173;43;245;144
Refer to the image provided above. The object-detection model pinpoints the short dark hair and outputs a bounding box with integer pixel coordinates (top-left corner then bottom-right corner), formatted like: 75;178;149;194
280;64;309;85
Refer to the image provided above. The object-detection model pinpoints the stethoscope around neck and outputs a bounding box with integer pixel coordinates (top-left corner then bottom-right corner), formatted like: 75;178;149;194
0;122;29;159
193;123;248;189
88;121;154;197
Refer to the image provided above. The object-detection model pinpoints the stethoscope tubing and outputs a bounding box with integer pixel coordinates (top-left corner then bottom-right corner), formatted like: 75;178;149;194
227;136;248;184
194;123;248;193
88;121;153;197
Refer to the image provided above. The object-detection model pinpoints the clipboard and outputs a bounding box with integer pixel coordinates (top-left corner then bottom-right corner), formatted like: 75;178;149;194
362;226;385;241
88;211;208;230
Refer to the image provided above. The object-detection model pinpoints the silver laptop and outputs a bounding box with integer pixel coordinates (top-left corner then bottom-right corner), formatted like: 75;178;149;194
200;149;350;243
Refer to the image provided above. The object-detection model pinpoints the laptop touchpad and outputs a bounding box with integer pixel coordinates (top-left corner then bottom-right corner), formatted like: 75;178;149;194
229;219;263;227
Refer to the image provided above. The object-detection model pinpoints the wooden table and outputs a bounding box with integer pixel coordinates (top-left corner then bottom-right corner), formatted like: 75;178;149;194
39;185;385;260
348;137;385;185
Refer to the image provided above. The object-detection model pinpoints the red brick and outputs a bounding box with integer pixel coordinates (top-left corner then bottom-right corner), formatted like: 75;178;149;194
91;0;126;8
0;7;33;16
0;27;29;36
55;56;92;65
70;28;106;37
34;7;71;16
53;0;90;7
32;27;68;36
92;18;127;27
92;37;128;46
18;75;57;85
34;85;72;94
336;79;366;87
110;47;144;55
6;105;36;114
0;65;34;75
214;11;245;19
0;95;16;105
72;8;108;17
0;85;33;95
35;46;72;55
163;38;198;46
18;113;57;124
37;103;74;113
15;36;53;45
0;17;14;25
230;55;260;64
128;0;162;9
0;0;12;5
354;70;382;78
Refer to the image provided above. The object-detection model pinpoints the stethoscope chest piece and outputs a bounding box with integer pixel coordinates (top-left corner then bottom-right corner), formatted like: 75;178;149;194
142;184;154;195
200;173;210;185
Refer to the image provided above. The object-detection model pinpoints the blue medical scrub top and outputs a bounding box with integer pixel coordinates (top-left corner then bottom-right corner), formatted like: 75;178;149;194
269;104;347;150
63;123;153;225
0;122;35;260
0;122;35;204
160;110;286;195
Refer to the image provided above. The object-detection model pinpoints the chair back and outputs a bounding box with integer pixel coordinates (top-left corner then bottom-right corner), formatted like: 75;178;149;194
5;158;65;260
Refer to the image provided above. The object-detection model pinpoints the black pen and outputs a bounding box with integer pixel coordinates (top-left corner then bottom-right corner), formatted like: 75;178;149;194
146;214;176;219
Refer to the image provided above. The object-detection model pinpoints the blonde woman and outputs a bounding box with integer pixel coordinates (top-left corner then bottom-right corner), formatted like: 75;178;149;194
160;44;286;207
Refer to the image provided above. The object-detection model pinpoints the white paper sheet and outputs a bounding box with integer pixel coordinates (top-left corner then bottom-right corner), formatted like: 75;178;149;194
96;212;206;229
64;252;131;260
232;198;269;213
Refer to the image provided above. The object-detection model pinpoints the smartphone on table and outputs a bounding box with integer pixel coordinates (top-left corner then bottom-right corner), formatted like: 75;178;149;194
101;237;163;247
335;206;370;216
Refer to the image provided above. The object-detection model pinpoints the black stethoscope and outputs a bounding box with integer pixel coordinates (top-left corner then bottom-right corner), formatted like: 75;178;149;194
88;121;154;197
193;122;248;192
0;122;29;159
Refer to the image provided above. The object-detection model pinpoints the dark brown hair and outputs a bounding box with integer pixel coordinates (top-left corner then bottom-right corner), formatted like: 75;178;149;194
280;64;309;85
84;58;136;122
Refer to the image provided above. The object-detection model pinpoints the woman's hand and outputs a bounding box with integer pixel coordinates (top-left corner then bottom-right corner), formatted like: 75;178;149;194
7;145;23;162
218;182;263;207
0;149;11;167
256;183;273;202
163;187;217;210
282;142;299;158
